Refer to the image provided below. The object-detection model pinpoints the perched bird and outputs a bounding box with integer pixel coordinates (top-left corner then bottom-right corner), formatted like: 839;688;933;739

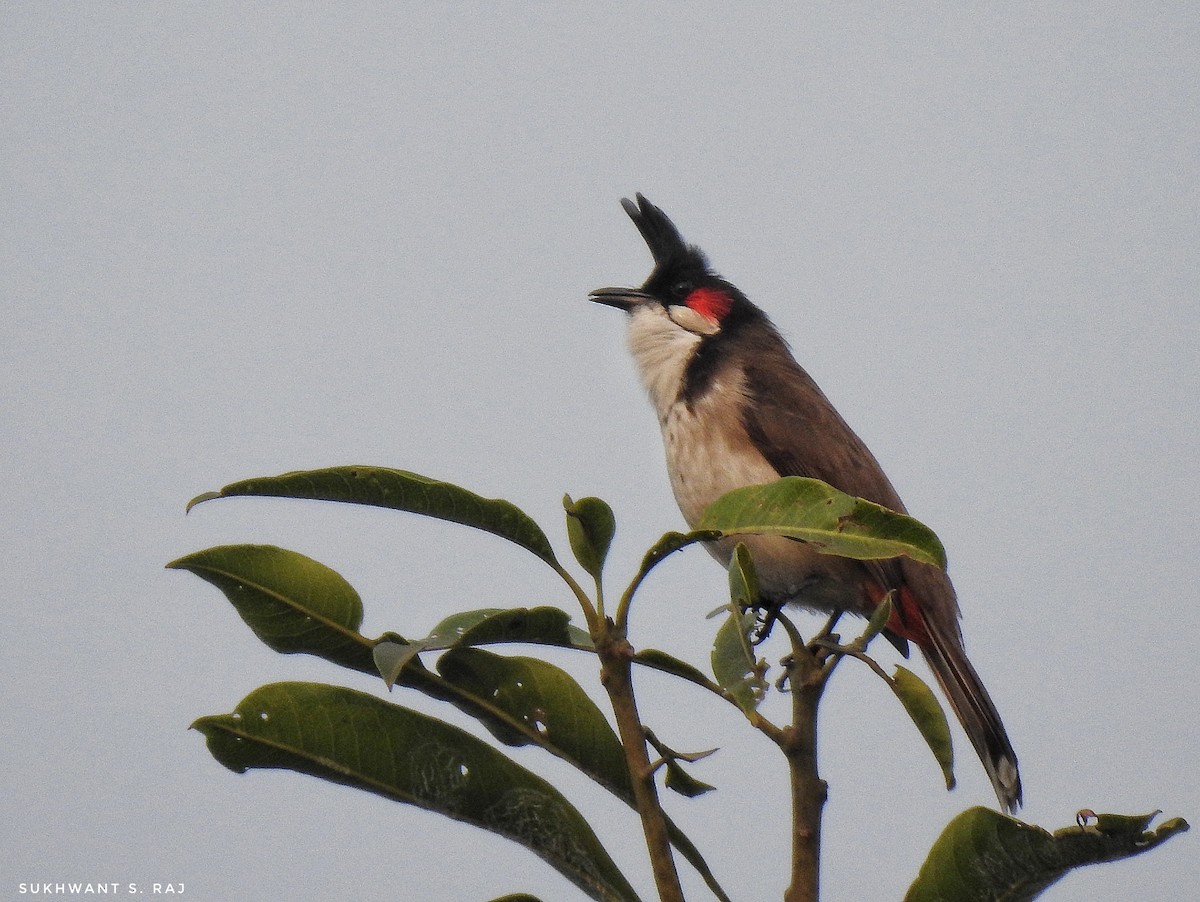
590;193;1021;812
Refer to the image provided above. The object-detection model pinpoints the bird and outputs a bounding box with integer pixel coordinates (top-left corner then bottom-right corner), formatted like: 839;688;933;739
589;193;1021;812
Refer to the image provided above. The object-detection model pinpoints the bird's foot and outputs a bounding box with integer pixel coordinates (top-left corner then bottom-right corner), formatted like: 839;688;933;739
750;604;784;645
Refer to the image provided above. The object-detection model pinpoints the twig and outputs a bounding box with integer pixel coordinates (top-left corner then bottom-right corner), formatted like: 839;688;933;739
595;621;686;902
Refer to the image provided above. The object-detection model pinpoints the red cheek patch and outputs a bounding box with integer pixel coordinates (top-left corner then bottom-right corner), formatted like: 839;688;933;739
685;287;733;322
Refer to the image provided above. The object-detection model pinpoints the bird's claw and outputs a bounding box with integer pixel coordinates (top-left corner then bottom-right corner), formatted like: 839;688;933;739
750;604;784;645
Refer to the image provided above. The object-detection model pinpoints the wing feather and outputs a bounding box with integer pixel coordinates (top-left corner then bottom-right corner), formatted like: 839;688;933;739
735;336;957;621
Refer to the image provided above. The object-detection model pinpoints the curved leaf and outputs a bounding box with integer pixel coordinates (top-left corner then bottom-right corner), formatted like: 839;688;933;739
376;608;593;689
905;806;1190;902
374;640;427;689
697;477;947;569
891;665;955;791
645;730;717;799
663;760;716;799
167;545;375;673
188;466;559;567
632;649;716;691
193;682;642;902
861;594;894;645
1092;810;1158;833
456;607;593;651
170;558;616;777
623;529;721;600
394;607;594;655
435;649;731;902
708;545;768;712
564;495;616;581
423;608;510;647
438;648;631;793
727;542;758;609
399;605;707;689
711;607;766;713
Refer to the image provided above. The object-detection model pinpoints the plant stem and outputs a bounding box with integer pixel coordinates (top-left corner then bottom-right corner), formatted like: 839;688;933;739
596;622;685;902
779;617;830;902
551;562;601;633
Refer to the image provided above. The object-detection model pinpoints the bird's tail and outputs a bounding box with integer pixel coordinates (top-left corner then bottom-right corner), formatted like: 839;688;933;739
893;585;1023;813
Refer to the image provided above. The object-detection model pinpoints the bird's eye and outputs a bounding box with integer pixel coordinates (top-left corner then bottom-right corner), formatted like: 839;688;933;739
671;279;693;299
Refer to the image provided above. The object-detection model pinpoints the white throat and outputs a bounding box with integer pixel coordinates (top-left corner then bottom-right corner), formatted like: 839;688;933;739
625;304;703;421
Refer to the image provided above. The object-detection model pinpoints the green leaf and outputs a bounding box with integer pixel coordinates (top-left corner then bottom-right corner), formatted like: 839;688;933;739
641;529;716;563
564;495;616;580
697;477;947;569
187;466;559;567
456;607;593;651
727;542;758;609
432;651;730;901
171;550;720;894
423;608;509;646
905;807;1189;902
709;545;768;712
632;649;716;690
438;648;631;794
193;682;642;902
396;607;588;652
374;607;592;691
624;529;721;596
663;759;716;799
891;665;955;791
711;607;766;713
646;730;718;799
167;545;375;673
862;593;894;644
373;640;428;689
1093;810;1159;834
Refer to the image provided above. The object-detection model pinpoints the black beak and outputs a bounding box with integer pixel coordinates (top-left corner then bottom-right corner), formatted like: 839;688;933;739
588;286;653;311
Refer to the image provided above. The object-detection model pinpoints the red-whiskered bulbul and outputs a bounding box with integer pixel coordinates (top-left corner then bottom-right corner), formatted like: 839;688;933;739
590;193;1021;812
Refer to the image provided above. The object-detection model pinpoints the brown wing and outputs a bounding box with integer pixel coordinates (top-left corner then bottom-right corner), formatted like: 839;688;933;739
737;335;961;626
738;341;907;511
735;329;1019;809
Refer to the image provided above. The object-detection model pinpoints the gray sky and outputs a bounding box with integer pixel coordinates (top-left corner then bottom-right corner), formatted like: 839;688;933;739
4;5;1197;900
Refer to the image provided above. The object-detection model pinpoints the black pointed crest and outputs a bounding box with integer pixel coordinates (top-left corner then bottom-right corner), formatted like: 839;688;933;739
620;193;694;268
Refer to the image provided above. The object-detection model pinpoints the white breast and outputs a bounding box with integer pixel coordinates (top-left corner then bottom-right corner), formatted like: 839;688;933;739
660;385;777;526
625;304;703;420
625;303;778;524
624;304;867;613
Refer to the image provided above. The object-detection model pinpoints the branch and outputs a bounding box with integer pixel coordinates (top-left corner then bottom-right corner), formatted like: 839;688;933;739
772;611;830;902
595;620;686;902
